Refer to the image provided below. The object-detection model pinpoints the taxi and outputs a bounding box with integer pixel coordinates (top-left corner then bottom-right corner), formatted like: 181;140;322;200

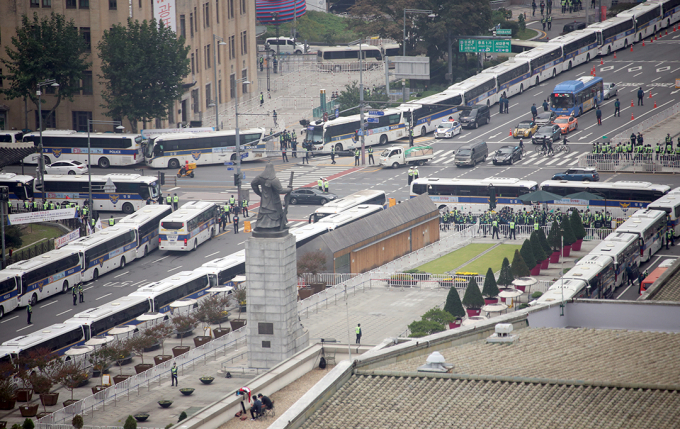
554;115;578;134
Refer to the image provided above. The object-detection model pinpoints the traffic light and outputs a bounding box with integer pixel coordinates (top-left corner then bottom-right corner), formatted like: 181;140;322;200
234;173;241;187
0;186;8;202
488;185;497;211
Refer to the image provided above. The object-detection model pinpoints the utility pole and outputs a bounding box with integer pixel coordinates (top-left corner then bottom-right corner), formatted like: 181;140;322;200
359;42;365;166
0;186;7;268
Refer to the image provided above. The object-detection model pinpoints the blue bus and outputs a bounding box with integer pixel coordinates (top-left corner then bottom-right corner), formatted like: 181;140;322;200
549;76;603;117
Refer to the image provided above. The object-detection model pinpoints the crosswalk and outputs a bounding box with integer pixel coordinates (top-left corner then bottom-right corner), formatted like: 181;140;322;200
276;165;350;189
428;148;583;167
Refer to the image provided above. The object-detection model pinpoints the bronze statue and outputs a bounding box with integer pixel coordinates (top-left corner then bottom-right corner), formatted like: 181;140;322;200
251;162;292;237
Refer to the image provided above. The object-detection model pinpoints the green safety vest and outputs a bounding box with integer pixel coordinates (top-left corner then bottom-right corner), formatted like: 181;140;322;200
509;222;515;229
667;145;673;153
368;147;373;154
173;196;179;203
355;150;360;156
355;327;361;334
318;179;323;187
242;199;248;207
548;16;552;22
675;147;680;155
492;220;498;227
108;218;115;226
166;195;172;203
33;201;38;209
171;367;177;376
223;205;230;213
73;287;77;295
414;169;419;176
408;170;413;176
324;180;329;188
27;304;32;314
331;147;335;154
79;284;83;293
229;197;235;205
50;203;55;210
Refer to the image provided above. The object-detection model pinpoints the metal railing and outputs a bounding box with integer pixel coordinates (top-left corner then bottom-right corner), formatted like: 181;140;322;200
612;101;680;143
36;327;247;429
442;223;613;241
578;152;680;174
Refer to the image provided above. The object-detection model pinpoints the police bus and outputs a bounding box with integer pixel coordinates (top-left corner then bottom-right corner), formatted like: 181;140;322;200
143;128;267;169
651;0;680;28
159;201;219;251
1;322;90;359
4;248;82;307
587;16;636;56
118;205;173;258
513;44;564;86
447;74;499;107
589;233;640;287
130;271;211;313
548;76;603;117
65;226;138;281
309;190;387;222
549;29;598;70
22;130;143;168
0;173;34;204
316;204;384;230
36;173;160;214
195;251;246;287
398;92;463;137
648;193;680;237
616;209;667;263
410;177;538;212
537;255;616;303
66;296;151;337
0;272;20;319
478;59;532;100
617;2;663;42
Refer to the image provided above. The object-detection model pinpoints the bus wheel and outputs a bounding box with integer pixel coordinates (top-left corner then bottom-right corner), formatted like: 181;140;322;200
62;281;69;293
168;159;180;169
519;84;524;94
44;156;51;165
93;269;99;281
380;135;388;145
334;143;343;152
120;257;126;269
193;240;198;251
420;127;426;137
31;294;37;306
98;157;111;168
122;202;134;214
0;306;4;319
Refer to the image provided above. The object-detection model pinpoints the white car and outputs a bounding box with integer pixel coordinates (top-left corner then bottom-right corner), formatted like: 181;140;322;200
434;120;462;139
603;82;618;100
44;160;88;175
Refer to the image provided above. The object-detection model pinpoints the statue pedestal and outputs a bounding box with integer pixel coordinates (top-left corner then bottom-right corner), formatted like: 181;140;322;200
246;233;308;368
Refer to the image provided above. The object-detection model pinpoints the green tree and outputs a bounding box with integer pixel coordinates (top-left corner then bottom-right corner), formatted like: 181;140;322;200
530;231;546;263
22;419;34;429
482;267;499;298
497;257;514;287
335;81;389;117
422;307;455;325
443;286;466;319
571;211;586;241
511;249;531;278
538;228;552;256
561;214;576;246
178;412;188;423
520;239;536;269
6;226;22;249
408;319;445;337
0;13;90;123
548;220;562;251
462;277;485;309
123;416;136;429
98;18;190;133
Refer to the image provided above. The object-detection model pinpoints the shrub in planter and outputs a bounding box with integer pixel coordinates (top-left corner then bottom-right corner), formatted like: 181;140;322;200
193;336;212;348
123;415;137;429
520;239;536;271
199;376;215;385
178;411;188;422
530;231;546;264
22;419;34;429
195;294;230;333
561;214;576;247
497;257;514;288
158;400;173;408
531;291;543;299
0;364;17;410
179;388;194;396
229;319;246;331
72;415;84;429
213;327;230;338
548;221;562;263
146;323;174;365
511;249;531;278
571;211;586;251
88;347;116;388
462;277;485;317
444;285;466;320
19;404;38;418
482;267;499;303
407;319;446;337
56;360;89;404
129;332;157;373
133;414;149;423
171;313;197;347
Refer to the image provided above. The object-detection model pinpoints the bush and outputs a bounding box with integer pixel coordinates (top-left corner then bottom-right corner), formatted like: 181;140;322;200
422;308;455;325
482;267;499;298
497;257;514;287
165;425;173;429
23;419;34;429
178;412;188;423
520;239;536;269
444;287;466;319
571;211;586;240
511;249;531;278
538;228;552;256
462;277;485;309
561;214;576;246
548;220;562;251
72;415;84;429
531;291;543;299
530;231;546;263
123;416;137;429
408;319;446;337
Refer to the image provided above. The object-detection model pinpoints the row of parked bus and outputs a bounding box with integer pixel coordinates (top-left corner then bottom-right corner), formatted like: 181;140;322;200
303;0;680;153
536;187;680;304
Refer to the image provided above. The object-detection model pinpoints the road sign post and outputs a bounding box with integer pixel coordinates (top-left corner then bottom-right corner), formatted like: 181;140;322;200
496;29;511;35
459;38;511;53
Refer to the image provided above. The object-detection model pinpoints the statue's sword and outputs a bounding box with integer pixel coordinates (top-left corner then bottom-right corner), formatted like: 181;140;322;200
281;171;294;229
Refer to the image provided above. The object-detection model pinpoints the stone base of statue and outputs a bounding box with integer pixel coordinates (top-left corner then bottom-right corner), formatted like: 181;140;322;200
246;232;308;368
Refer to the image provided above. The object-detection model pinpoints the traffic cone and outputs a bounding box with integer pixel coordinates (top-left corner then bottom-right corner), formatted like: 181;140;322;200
631;113;634;121
649;90;652;99
666;29;668;36
655;34;658;41
631;99;634;107
674;25;677;32
614;52;617;59
600;58;604;65
654;101;657;108
643;40;646;46
631;44;634;52
650;36;653;43
509;129;513;136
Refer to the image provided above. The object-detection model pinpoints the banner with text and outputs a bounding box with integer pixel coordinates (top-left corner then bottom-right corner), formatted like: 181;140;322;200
55;229;81;249
8;208;78;225
154;0;177;33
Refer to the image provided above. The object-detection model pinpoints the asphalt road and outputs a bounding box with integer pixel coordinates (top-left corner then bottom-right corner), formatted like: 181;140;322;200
2;33;680;341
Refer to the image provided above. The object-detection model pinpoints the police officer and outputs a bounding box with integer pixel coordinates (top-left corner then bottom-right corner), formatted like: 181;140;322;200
32;198;38;212
637;87;644;106
407;167;414;185
242;198;249;218
27;303;32;325
259;56;264;72
368;147;374;165
223;203;231;223
282;146;288;162
166;193;172;207
23;199;30;212
233;214;240;234
355;324;362;344
108;216;115;227
72;285;78;306
259;92;264;107
491;218;500;239
171;362;178;386
614;98;621;117
229;195;236;210
354;148;360;166
541;15;547;31
79;283;84;303
318;177;324;192
542;99;549;112
413;166;419;180
324;178;329;193
509;219;516;240
304;147;310;164
547;14;552;30
596;106;602;125
173;193;179;210
330;146;336;164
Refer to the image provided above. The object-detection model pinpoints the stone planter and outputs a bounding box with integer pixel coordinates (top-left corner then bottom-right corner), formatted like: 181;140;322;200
213;327;230;339
541;259;550;270
465;308;481;317
572;239;583;251
310;282;327;294
448;320;462;329
114;355;133;366
515;285;526;292
172;346;191;357
158;400;173;408
193;336;212;348
484;297;498;305
16;388;33;403
176;329;194;339
154;355;173;366
62;399;79;408
550;251;561;263
229;320;246;331
199;377;215;385
112;375;131;385
298;287;314;300
40;393;59;407
19;403;39;417
143;341;161;353
91;386;107;394
530;264;541;276
179;388;195;396
134;413;149;422
562;244;572;257
0;398;16;410
134;363;154;374
36;412;52;420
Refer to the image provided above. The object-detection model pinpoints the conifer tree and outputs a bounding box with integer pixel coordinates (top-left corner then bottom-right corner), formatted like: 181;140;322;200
462;277;485;309
511;249;531;278
482;267;500;298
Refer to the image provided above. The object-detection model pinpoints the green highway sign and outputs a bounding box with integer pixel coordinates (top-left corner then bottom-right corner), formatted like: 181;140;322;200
459;39;511;53
496;29;512;35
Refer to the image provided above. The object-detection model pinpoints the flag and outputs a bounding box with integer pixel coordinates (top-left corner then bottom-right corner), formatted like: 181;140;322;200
95;218;102;231
87;224;93;235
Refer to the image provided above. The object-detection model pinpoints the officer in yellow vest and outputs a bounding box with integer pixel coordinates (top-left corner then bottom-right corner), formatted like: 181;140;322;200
173;193;179;210
223;203;231;223
242;198;249;218
509;220;516;240
492;219;500;239
355;324;362;344
324;178;329;193
166;194;172;207
109;216;115;227
368;147;374;165
318;178;323;192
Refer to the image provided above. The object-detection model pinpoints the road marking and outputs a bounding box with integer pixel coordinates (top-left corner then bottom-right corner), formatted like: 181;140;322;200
533;157;548;165
443;157;457;164
628;66;642;72
154;256;170;263
600;66;614;72
167;266;183;272
633;72;643;77
433;150;444;156
114;271;129;279
579;133;593;140
1;316;18;324
16;326;32;332
204;251;221;258
239;241;246;245
166;187;181;192
130;279;147;288
616;283;634;299
569;159;579;165
557;158;572;165
96;293;112;301
656;66;671;72
56;309;72;316
651;77;662;82
39;301;57;308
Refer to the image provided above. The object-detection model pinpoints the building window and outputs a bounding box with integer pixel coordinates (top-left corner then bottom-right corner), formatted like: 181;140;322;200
81;28;91;52
229;35;235;59
81;71;93;95
139;0;141;7
179;15;186;38
196;49;199;70
30;0;39;7
43;0;52;7
206;83;212;108
155;118;162;128
195;7;198;33
189;13;193;37
258;323;274;335
241;31;247;55
72;111;92;132
191;89;199;113
0;69;3;87
262;341;271;348
206;44;211;69
218;80;222;103
35;110;57;130
228;0;234;19
191;53;195;74
109;0;117;9
216;0;220;23
79;0;89;8
240;0;246;14
242;69;248;94
169;108;174;125
230;74;235;98
66;0;76;8
217;43;221;64
204;3;210;28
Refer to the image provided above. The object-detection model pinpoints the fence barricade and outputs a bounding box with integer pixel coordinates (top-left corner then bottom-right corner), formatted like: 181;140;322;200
579;152;680;173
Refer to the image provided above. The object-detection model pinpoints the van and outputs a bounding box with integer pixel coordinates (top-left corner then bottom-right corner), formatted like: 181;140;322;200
265;37;307;55
458;104;490;129
454;141;488;167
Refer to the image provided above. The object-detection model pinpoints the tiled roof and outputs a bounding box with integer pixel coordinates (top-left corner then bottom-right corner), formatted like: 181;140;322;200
0;147;37;169
381;328;680;387
650;272;680;302
300;374;680;429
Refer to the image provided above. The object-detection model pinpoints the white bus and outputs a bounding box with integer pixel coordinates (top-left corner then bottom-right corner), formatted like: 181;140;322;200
648;193;680;237
410;177;538;212
0;173;35;204
616;209;667;262
130;271;211;313
539;180;670;216
196;250;246;287
36;173;160;214
550;29;598;70
478;59;532;100
537;255;616;303
588;234;640;287
317;204;384;230
617;2;663;42
65;226;138;281
1;322;89;359
66;295;151;337
309;190;387;223
291;223;332;247
651;0;680;28
513;44;564;86
159;201;219;251
447;74;498;107
118;205;173;258
398;92;463;137
143;128;267;169
22;130;143;168
587;16;636;56
316;45;383;71
3;248;82;307
303;109;406;153
0;272;20;319
0;130;25;145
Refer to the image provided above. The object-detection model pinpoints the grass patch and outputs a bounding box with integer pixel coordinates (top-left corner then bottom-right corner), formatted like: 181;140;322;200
459;244;522;274
14;224;64;250
516;28;538;40
417;243;494;274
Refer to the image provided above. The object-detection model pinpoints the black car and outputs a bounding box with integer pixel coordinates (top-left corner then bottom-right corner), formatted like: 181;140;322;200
534;111;557;127
532;125;562;144
562;21;586;34
289;188;338;205
492;145;522;165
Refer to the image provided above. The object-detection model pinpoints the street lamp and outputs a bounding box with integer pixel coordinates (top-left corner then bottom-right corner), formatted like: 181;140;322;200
87;120;124;224
233;77;251;212
213;35;228;130
270;12;280;74
403;9;435;56
348;39;367;165
37;79;59;194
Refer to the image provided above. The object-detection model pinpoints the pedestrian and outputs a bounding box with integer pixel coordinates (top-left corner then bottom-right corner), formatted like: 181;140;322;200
547;14;552;30
26;302;32;324
504;97;509;113
547;0;553;13
408;167;414;185
542;15;547;31
330;146;336;164
562;0;566;13
272;110;277;127
173;193;179;210
282;147;288;162
368;147;374;164
492;218;500;239
318;177;324;192
72;285;78;306
236;387;252;416
540;0;545;14
171;362;178;386
542;99;549;112
303;147;310;164
531;103;538;120
614;98;620;117
233;214;239;234
258;394;273;413
499;96;505;114
354;148;360;166
259;92;264;107
79;283;84;303
596;107;602;125
242;198;249;218
250;396;263;420
324;178;329;193
509;219;516;240
220;210;227;231
355;323;362;344
108;215;115;227
532;0;537;16
637;87;644;106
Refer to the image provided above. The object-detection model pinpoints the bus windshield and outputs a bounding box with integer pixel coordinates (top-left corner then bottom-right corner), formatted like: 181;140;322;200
144;139;155;158
308;126;324;143
550;93;574;109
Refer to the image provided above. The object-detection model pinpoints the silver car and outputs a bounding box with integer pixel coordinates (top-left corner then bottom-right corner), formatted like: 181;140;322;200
603;82;618;100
